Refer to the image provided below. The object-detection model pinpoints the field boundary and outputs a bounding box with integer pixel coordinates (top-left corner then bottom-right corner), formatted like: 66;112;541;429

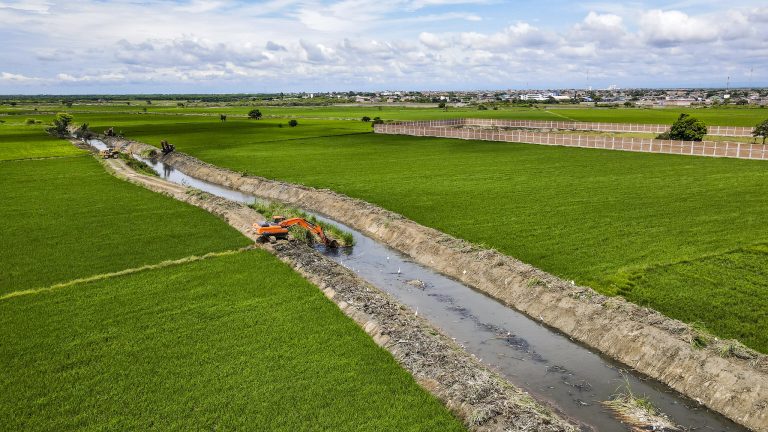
0;249;247;301
107;136;768;431
374;119;767;161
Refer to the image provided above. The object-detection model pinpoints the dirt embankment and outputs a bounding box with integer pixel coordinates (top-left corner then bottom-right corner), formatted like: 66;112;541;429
88;140;577;432
105;136;768;432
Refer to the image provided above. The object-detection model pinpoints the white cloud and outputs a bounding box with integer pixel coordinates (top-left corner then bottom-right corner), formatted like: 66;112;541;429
459;22;556;51
0;72;42;82
419;32;452;49
639;10;719;46
0;1;766;92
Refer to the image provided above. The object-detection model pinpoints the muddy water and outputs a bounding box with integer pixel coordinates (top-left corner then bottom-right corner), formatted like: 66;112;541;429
106;142;744;432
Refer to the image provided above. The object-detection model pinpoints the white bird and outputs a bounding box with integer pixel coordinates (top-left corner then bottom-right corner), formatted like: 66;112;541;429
397;267;401;274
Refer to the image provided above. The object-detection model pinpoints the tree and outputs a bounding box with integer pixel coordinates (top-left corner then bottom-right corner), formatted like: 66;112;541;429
668;113;707;141
438;102;446;109
220;114;227;122
288;119;298;127
73;123;92;139
361;116;371;122
372;117;384;125
753;119;768;144
46;112;73;137
248;109;262;119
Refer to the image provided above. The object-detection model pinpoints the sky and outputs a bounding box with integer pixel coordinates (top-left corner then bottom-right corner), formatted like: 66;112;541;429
0;0;767;94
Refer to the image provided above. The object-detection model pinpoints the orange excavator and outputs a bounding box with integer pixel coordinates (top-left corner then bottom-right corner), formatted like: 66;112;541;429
254;216;339;248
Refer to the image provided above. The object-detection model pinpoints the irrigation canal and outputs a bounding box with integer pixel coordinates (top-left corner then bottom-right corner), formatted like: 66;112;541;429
89;140;746;432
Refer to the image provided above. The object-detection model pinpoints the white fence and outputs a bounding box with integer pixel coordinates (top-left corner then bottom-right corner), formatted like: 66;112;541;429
375;121;767;161
386;119;754;137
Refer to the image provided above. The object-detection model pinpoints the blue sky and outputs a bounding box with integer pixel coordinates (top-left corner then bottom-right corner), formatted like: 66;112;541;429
0;0;766;93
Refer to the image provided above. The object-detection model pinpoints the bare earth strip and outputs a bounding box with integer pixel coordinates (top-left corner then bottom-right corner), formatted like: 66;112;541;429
107;136;768;432
84;142;577;431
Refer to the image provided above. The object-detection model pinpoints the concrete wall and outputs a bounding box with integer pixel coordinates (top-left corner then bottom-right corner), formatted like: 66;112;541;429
386;119;754;137
375;120;767;161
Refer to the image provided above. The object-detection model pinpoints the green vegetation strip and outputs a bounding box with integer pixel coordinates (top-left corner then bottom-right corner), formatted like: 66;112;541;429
0;250;464;431
0;156;250;294
117;152;158;177
251;201;355;247
6;103;768;125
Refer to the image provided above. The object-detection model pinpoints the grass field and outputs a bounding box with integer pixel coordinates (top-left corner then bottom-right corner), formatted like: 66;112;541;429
4;102;768;126
1;126;465;429
75;114;768;352
0;118;84;160
0;156;251;294
0;250;463;431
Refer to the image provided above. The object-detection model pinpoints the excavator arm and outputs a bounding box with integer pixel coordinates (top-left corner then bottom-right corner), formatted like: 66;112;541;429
278;218;330;244
253;216;339;248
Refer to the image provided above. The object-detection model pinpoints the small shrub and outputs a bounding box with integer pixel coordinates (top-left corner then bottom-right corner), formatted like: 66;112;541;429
752;119;768;144
668;113;707;141
73;123;93;139
46;112;73;137
248;109;262;119
25;118;36;125
361;116;371;122
288;119;298;127
718;343;736;358
118;153;157;177
526;277;543;288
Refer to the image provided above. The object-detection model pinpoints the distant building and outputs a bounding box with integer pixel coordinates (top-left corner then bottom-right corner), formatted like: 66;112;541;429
520;93;551;101
660;98;696;107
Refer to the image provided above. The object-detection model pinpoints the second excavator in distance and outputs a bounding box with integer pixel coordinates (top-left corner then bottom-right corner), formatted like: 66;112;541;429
254;216;340;248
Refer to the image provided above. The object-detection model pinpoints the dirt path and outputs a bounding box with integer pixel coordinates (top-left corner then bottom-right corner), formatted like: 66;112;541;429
85;144;578;432
105;137;768;432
